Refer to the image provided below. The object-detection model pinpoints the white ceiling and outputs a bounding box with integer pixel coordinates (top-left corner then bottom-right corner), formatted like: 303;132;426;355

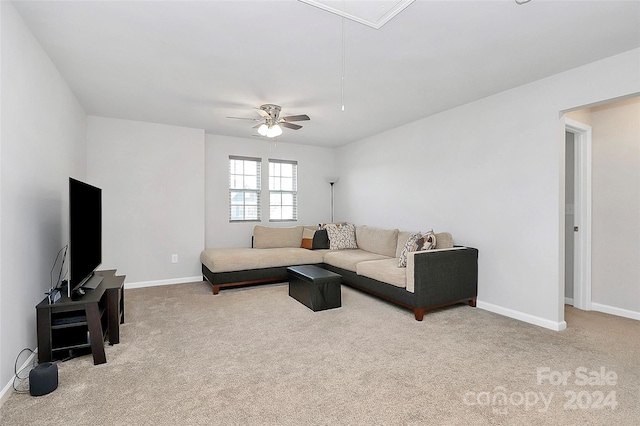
11;0;640;147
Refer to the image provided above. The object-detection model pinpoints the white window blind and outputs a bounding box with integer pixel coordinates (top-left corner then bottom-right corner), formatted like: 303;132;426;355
269;159;297;222
229;156;261;222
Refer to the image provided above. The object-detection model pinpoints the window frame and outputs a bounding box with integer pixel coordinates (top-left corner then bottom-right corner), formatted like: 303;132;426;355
228;156;262;222
268;158;298;222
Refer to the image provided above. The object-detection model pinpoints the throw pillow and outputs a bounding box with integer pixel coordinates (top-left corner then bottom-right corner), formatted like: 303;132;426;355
301;228;315;249
324;223;357;250
312;229;330;249
318;222;346;228
418;230;437;251
397;232;423;268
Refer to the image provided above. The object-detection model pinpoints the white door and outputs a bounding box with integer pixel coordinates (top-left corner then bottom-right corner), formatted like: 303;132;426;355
565;118;592;311
565;131;575;305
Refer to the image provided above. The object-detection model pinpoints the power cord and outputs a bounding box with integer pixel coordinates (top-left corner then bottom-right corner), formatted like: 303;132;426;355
50;245;68;291
13;348;37;394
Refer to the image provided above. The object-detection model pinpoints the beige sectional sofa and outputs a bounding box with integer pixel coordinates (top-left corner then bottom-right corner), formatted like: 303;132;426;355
201;224;478;320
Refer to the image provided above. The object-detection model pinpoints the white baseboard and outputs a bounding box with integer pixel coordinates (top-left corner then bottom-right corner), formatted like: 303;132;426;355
591;302;640;321
0;378;15;408
0;349;38;407
477;300;567;331
564;297;574;305
125;276;202;289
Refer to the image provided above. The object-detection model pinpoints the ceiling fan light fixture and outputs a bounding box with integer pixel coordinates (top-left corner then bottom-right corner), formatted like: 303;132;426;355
229;104;309;138
266;124;283;138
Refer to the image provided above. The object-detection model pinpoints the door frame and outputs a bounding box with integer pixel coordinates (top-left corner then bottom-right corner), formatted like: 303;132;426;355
565;118;592;311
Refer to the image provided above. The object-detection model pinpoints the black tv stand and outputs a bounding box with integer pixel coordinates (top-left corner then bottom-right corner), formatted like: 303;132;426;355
36;270;125;365
71;287;86;300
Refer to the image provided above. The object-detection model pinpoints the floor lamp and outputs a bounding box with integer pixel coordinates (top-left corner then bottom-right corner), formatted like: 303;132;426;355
327;177;339;222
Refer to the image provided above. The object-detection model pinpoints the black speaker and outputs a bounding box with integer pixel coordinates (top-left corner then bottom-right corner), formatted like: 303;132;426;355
29;362;58;396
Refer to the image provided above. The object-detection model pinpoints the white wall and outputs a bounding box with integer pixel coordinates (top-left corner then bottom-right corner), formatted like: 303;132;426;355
590;97;640;314
205;135;337;248
1;3;86;391
335;48;640;330
87;117;205;286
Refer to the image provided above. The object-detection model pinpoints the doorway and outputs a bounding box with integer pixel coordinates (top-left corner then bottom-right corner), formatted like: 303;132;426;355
564;118;592;311
564;131;575;306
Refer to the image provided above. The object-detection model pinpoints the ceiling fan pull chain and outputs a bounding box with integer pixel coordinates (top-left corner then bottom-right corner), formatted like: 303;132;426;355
341;16;346;111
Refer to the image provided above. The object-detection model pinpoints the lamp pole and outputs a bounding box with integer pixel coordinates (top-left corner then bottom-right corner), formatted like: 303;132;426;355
327;177;339;222
330;182;335;222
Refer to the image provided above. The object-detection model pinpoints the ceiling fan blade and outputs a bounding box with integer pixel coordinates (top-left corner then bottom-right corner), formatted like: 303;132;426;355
281;114;310;122
256;108;270;118
252;123;265;129
280;122;303;130
227;116;260;121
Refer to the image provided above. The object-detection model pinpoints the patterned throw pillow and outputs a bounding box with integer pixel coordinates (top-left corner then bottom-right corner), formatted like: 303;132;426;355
324;223;358;250
397;230;438;267
318;222;346;228
419;230;437;251
397;232;423;268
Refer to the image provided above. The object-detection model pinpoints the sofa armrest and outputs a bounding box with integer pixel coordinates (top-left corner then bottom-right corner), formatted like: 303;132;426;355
407;247;478;306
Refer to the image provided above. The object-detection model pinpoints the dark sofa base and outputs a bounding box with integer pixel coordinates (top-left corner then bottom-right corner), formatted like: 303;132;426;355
321;261;477;321
202;264;290;295
202;246;478;321
342;281;475;320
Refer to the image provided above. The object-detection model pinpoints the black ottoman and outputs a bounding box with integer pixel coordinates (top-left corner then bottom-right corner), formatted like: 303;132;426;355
288;265;342;312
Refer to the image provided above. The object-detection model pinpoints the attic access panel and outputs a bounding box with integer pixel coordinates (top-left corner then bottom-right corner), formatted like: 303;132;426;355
298;0;415;29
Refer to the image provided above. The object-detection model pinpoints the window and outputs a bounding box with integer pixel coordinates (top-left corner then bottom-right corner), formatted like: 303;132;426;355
269;159;297;221
229;156;261;221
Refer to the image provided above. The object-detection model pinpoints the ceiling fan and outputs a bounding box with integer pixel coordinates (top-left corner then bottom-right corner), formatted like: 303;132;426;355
228;104;310;138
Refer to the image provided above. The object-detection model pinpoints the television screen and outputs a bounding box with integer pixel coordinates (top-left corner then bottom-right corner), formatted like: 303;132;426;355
69;178;102;297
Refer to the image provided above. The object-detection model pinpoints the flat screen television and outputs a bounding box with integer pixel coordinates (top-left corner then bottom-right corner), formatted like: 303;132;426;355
68;177;103;298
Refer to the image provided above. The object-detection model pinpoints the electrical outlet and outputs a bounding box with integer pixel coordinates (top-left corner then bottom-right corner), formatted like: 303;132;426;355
171;254;178;263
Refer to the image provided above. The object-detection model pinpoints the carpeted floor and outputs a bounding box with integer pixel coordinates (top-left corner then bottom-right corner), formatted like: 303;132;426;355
1;281;638;425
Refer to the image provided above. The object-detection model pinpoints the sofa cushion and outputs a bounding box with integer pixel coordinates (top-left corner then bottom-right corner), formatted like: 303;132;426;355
201;247;325;273
357;258;407;288
435;232;453;249
323;249;390;273
324;223;358;250
253;225;304;249
355;225;399;257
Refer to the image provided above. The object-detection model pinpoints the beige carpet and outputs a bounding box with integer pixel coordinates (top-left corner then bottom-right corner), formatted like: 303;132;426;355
1;281;638;425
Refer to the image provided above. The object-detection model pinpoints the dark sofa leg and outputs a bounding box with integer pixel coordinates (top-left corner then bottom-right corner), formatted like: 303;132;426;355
213;285;220;295
414;308;425;321
469;297;477;307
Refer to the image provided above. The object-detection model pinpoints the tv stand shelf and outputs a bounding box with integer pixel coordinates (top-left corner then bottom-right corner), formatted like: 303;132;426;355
36;270;125;365
51;314;88;327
